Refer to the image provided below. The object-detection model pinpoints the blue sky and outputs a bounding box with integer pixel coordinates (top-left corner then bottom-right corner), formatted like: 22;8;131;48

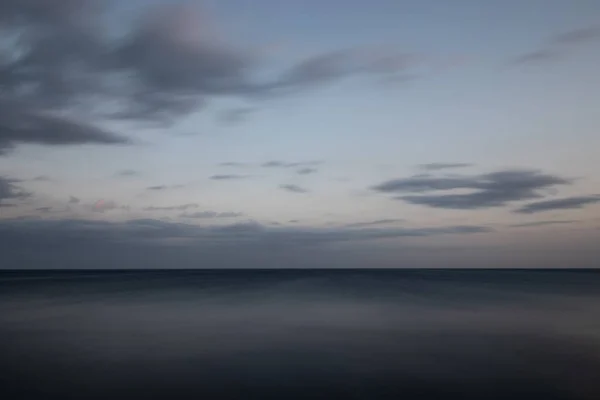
1;0;599;268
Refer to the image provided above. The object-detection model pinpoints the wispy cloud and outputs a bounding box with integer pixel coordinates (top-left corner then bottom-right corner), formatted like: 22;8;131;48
373;169;571;210
514;25;600;65
515;196;600;214
218;107;255;125
92;200;118;213
180;211;243;219
144;204;199;212
509;220;577;228
418;163;473;171
263;160;322;168
345;219;404;228
297;168;318;175
147;184;185;191
280;184;309;193
116;170;140;177
210;174;249;181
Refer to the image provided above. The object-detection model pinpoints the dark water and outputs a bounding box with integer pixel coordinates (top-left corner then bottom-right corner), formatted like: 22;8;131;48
1;269;599;400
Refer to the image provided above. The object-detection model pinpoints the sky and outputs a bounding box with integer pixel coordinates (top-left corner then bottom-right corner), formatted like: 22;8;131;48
1;0;599;269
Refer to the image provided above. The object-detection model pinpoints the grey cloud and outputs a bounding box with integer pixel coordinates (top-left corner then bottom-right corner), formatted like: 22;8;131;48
218;162;248;167
36;207;52;213
263;160;321;168
272;49;417;91
210;174;248;180
32;176;52;182
116;169;140;177
297;168;318;175
553;26;600;45
510;220;577;228
515;25;600;65
0;217;490;249
218;107;254;125
180;211;243;219
144;204;199;212
92;200;118;213
69;196;80;204
515;196;600;214
418;163;473;171
373;169;571;210
0;177;31;202
1;1;428;155
345;219;404;228
147;184;185;191
0;102;131;154
280;184;309;194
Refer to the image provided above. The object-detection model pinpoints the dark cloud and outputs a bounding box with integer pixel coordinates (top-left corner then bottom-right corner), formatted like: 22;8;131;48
1;1;428;154
180;211;243;219
210;174;248;181
345;219;404;228
515;196;600;214
373;169;571;210
418;163;473;171
36;207;52;213
514;25;600;65
0;217;489;249
116;169;140;177
69;196;80;204
280;184;309;194
510;220;577;228
144;204;199;212
0;177;31;202
0;102;131;154
297;168;318;175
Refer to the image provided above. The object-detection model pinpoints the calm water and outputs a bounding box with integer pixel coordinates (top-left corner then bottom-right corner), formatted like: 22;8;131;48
1;269;599;399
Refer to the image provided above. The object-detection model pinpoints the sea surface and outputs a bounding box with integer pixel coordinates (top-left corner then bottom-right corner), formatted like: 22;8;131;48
1;269;599;399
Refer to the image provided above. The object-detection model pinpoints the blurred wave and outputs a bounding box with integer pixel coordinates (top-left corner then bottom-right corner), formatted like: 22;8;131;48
1;269;599;399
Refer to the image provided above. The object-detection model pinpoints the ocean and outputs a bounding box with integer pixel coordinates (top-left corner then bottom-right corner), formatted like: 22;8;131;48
1;269;599;399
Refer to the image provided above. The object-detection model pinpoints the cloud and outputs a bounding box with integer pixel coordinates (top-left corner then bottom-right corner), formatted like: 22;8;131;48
69;196;80;204
280;184;309;193
263;160;322;168
218;107;255;125
218;162;249;167
92;199;118;213
180;211;243;219
515;196;600;214
147;184;185;191
418;163;473;171
36;207;52;213
514;25;600;65
32;176;52;182
271;49;418;91
116;169;140;177
144;204;199;212
0;177;31;202
0;217;490;249
0;102;131;154
210;174;248;180
373;169;571;210
345;219;404;228
509;220;577;228
297;168;318;175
